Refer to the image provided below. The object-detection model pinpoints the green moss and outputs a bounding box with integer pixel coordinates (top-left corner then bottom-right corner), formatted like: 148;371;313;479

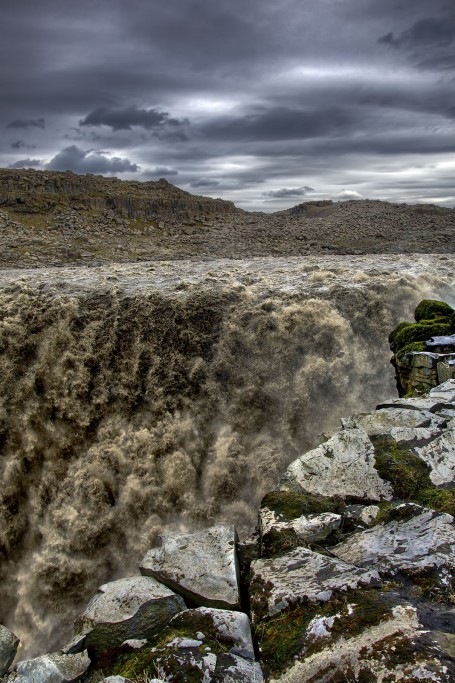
255;590;393;676
388;321;413;347
395;341;425;358
392;320;451;353
414;299;454;323
372;436;455;516
260;491;345;522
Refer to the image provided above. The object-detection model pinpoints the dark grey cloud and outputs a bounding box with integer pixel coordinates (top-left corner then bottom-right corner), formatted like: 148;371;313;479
7;118;45;130
190;178;220;188
45;146;139;174
379;17;455;49
11;140;36;149
263;187;314;198
80;106;185;131
8;158;42;169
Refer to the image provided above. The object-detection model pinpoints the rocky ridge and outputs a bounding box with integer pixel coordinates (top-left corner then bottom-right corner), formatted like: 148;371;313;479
1;379;454;682
0;169;454;267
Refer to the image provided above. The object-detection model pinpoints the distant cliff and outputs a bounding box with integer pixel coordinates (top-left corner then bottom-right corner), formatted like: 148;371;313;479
0;168;238;222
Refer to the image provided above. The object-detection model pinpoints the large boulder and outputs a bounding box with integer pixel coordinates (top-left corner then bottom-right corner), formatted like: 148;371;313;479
0;625;19;677
332;507;455;579
5;651;90;683
74;575;185;656
213;653;264;682
279;428;392;502
140;525;241;610
268;601;453;683
250;547;381;619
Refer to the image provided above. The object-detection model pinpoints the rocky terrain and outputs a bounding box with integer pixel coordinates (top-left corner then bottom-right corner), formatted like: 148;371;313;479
0;169;454;267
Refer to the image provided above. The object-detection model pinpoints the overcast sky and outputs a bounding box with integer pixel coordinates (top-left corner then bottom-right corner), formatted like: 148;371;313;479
1;0;454;210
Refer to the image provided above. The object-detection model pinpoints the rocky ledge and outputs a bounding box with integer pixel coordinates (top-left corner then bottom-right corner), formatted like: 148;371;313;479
1;380;454;682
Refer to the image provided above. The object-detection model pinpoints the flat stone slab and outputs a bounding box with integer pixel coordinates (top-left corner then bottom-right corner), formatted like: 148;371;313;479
250;547;381;618
6;651;90;683
416;428;455;485
279;429;392;502
332;508;455;577
140;525;240;610
340;407;445;435
429;379;455;402
75;575;185;655
377;397;454;413
0;625;19;676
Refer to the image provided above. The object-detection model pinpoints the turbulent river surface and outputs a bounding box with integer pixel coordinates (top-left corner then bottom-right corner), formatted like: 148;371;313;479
0;254;454;656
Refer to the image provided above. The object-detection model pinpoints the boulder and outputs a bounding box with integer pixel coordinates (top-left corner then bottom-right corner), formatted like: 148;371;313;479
0;625;19;676
74;575;185;656
169;607;255;660
102;678;133;683
250;547;381;619
340;407;445;436
268;602;453;683
140;525;241;609
279;429;392;502
415;428;455;485
259;506;341;554
6;651;90;683
429;378;455;401
332;508;455;578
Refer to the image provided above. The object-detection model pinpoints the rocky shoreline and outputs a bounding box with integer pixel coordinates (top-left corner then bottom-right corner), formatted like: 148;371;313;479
1;376;454;682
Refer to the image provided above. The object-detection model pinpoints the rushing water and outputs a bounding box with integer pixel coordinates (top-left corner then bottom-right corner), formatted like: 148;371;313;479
0;254;453;656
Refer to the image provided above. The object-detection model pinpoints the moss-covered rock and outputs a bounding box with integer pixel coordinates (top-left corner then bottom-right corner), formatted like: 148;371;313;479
372;435;455;516
414;299;454;323
259;490;345;522
393;321;451;354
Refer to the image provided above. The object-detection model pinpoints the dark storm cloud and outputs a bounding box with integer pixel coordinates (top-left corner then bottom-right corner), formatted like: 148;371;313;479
11;141;36;150
7;118;45;130
46;146;139;174
379;17;455;49
80;106;185;131
190;178;220;188
8;158;42;169
263;187;314;198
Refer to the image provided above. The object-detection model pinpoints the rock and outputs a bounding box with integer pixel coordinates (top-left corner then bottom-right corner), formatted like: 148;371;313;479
332;508;455;579
415;428;455;485
341;406;446;444
279;428;392;502
429;378;455;401
0;625;19;676
213;653;264;682
140;525;241;610
376;396;454;413
259;506;341;553
269;602;453;683
250;547;381;618
169;607;255;660
102;678;133;683
340;407;445;435
345;504;380;526
74;576;185;656
6;651;90;683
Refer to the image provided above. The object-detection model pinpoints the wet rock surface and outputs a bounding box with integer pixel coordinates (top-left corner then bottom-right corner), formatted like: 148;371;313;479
0;627;19;677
